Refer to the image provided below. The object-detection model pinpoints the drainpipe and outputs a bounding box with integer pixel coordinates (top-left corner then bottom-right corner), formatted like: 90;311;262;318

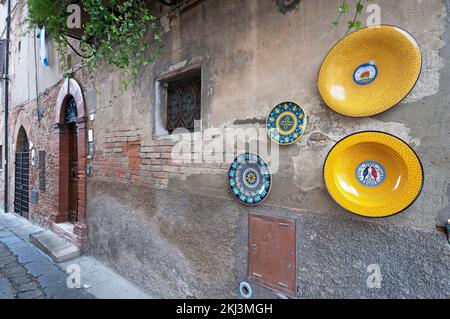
3;0;11;213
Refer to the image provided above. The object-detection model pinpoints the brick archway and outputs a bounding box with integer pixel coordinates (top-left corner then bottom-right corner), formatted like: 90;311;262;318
11;112;33;214
50;78;87;241
14;126;30;219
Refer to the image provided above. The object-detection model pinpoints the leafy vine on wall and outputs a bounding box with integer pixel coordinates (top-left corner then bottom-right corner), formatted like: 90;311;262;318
333;0;375;35
27;0;374;99
27;0;162;100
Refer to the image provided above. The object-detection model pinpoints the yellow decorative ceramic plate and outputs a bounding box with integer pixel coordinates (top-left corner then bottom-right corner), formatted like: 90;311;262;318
323;131;423;217
318;25;421;117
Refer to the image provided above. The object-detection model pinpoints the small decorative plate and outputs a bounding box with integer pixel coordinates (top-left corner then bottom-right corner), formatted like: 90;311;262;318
267;101;307;145
229;153;272;205
323;131;424;218
318;25;422;117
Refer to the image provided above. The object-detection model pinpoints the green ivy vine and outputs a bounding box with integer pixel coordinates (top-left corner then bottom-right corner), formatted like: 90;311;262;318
332;0;375;35
27;0;162;100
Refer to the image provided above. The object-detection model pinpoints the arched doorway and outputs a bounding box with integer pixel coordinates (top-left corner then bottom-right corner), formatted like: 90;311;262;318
14;126;30;219
50;78;87;241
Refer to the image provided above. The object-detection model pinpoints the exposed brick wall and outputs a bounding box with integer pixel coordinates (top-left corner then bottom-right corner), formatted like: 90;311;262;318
5;82;62;229
92;126;143;183
1;73;232;237
92;127;229;189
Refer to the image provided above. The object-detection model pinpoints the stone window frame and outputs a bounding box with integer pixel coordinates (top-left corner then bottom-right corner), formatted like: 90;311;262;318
154;63;203;139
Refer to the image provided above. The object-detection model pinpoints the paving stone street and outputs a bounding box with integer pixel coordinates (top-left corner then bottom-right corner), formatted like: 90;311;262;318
0;212;151;299
0;232;93;299
0;242;47;299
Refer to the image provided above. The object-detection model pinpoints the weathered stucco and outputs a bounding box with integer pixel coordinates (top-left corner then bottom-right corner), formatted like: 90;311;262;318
85;0;450;298
1;0;449;298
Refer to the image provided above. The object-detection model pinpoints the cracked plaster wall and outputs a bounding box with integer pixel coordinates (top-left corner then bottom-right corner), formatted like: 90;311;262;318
0;0;441;298
145;0;449;229
84;0;450;298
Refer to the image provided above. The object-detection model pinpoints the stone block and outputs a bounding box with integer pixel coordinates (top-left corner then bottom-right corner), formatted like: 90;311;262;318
29;230;80;263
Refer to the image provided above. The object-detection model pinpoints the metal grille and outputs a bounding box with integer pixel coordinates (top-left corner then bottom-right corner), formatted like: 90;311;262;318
64;96;78;124
167;76;201;133
14;151;30;219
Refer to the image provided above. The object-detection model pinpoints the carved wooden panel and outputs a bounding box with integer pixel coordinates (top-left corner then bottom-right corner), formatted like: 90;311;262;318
68;123;79;223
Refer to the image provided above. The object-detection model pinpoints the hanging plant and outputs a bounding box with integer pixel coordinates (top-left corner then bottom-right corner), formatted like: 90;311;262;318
27;0;162;100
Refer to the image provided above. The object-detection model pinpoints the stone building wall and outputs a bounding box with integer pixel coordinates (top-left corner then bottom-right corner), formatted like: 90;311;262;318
6;84;60;228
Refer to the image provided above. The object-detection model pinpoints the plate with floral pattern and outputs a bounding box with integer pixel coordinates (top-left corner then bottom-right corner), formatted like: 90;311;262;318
267;101;307;145
228;153;272;205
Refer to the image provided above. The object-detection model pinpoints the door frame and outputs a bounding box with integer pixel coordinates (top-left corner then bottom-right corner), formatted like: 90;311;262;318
50;78;87;240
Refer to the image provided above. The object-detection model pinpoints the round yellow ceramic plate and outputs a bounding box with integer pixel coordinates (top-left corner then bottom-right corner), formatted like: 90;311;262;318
323;131;423;217
318;25;421;117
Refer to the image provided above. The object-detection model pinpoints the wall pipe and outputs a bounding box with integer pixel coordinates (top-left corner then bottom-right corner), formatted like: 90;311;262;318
3;0;11;213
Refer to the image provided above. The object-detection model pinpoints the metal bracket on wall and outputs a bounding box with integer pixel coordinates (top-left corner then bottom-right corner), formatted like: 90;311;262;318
31;189;38;204
86;163;92;176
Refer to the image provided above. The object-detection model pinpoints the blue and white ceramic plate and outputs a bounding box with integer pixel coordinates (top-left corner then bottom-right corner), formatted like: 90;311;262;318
267;101;307;145
228;153;272;205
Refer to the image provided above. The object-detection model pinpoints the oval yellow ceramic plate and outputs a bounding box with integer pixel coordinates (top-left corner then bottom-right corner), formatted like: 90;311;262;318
323;131;423;217
318;25;421;117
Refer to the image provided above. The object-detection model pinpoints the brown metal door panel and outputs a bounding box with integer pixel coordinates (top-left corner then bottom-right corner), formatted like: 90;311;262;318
248;213;297;296
249;216;272;278
68;123;78;223
274;221;297;291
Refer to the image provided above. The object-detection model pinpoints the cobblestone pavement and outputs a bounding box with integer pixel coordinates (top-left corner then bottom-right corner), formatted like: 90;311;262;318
0;242;46;299
0;229;93;299
0;213;151;299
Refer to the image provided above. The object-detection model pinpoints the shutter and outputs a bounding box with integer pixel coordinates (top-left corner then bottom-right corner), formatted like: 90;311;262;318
0;40;7;76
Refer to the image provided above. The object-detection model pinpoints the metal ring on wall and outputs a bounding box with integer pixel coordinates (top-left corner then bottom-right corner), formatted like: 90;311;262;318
239;282;253;299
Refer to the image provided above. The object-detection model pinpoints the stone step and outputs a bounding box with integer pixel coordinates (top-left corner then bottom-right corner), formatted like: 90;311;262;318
29;230;81;263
